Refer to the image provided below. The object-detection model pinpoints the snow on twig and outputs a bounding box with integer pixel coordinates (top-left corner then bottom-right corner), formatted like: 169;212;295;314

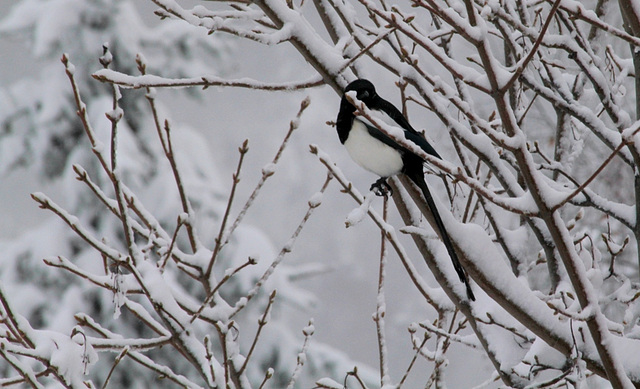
93;69;324;91
286;320;315;389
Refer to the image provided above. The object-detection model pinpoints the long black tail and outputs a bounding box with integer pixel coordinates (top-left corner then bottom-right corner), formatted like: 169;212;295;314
409;173;475;301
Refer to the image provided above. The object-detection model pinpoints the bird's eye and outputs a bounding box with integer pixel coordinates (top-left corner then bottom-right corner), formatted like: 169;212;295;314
359;91;369;99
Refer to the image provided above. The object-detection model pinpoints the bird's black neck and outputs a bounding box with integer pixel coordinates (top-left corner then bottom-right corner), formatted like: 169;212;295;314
336;97;356;144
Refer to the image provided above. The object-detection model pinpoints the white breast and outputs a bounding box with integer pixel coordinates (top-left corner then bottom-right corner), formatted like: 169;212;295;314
344;119;404;178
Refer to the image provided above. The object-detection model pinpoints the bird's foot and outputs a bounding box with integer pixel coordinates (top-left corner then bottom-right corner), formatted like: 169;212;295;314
370;178;393;197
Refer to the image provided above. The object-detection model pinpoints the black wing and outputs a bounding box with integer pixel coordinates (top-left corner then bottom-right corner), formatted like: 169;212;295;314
404;129;442;160
360;119;442;160
377;98;416;133
369;97;443;160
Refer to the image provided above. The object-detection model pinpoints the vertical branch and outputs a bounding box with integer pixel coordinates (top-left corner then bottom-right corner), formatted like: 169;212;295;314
311;0;341;45
101;47;138;265
285;320;315;389
618;0;640;276
62;54;112;179
164;119;198;251
374;196;390;386
238;290;277;375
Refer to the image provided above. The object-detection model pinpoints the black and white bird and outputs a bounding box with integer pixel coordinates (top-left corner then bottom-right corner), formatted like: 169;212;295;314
336;79;475;301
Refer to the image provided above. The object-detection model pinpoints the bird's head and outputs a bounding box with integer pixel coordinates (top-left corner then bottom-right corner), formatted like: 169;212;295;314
343;79;377;106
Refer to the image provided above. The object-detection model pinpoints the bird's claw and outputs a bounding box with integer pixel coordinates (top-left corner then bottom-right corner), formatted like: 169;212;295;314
370;178;393;197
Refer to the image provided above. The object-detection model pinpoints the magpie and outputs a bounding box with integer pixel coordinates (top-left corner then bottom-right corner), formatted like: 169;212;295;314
336;79;475;301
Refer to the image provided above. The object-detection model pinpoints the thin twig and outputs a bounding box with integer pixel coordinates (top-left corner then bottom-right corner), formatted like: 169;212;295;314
225;97;311;246
163;119;198;251
0;348;43;389
62;54;113;180
0;286;34;349
31;194;125;263
285;320;315;389
398;332;428;387
500;0;563;94
206;139;250;279
552;124;640;211
238;290;277;375
202;336;217;385
258;368;274;389
191;256;257;324
101;348;129;389
418;321;479;349
101;46;138;266
344;366;368;389
159;216;186;269
336;27;398;75
137;54;198;252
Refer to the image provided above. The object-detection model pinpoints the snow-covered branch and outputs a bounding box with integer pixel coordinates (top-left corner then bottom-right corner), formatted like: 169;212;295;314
93;69;324;91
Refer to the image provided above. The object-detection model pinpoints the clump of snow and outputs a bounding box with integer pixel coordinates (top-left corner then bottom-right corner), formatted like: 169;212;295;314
345;192;375;227
308;191;323;208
